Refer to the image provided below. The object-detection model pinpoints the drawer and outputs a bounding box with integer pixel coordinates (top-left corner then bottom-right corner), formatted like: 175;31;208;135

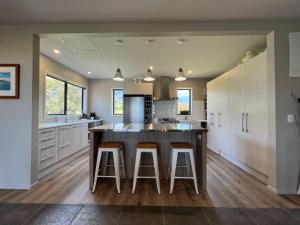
38;140;58;170
39;128;57;142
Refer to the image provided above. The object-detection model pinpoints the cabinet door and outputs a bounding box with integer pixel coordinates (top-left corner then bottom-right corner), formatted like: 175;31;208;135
58;126;73;160
217;72;230;155
123;82;138;94
229;64;246;162
245;51;269;175
73;125;81;153
80;123;89;149
207;79;219;153
138;83;153;95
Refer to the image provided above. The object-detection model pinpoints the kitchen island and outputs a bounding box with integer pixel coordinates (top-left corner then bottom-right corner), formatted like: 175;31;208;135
89;123;208;190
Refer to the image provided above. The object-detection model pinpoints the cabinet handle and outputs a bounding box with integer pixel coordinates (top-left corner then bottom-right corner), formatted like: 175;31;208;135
242;113;245;132
40;137;55;142
218;113;222;127
246;113;249;133
211;113;214;126
40;144;55;150
40;154;54;162
40;129;54;134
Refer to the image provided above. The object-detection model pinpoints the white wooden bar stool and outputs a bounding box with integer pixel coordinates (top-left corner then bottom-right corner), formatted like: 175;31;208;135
92;142;126;193
169;142;199;194
132;142;161;194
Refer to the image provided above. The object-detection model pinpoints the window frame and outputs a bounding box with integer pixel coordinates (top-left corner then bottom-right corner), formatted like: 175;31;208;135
112;88;124;116
45;73;85;116
176;88;192;115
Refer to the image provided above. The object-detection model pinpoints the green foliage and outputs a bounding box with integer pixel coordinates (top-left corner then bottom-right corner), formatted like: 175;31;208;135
67;84;82;115
46;76;65;114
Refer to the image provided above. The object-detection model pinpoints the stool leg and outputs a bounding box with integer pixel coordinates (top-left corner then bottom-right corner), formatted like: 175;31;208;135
189;151;199;195
92;150;103;193
185;152;191;177
112;150;121;194
170;150;178;194
102;152;109;176
132;151;141;194
120;148;126;179
152;150;161;194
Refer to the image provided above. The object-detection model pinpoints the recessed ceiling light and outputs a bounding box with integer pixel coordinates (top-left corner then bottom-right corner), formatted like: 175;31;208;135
53;49;60;54
87;71;92;75
188;70;192;74
149;66;154;70
177;39;186;45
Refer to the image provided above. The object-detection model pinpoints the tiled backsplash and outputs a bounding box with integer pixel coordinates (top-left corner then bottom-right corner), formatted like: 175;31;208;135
154;100;205;120
153;100;177;118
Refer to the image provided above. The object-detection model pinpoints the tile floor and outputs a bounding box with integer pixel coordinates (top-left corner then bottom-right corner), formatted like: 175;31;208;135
1;203;300;225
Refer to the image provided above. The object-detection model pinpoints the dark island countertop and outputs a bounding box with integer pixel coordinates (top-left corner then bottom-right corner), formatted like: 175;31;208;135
89;122;208;132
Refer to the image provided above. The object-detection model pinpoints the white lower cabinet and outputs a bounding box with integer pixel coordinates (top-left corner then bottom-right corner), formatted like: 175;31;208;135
38;123;89;174
207;51;269;180
58;126;73;160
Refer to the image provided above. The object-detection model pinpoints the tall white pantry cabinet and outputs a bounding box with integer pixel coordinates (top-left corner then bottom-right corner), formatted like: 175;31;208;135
207;51;269;182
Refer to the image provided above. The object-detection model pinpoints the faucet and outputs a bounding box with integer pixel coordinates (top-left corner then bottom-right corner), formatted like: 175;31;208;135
65;109;72;123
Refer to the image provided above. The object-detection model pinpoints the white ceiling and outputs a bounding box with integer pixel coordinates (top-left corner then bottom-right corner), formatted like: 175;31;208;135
40;35;266;79
0;0;300;24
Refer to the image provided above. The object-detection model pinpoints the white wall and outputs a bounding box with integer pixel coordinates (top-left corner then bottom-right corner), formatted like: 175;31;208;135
88;79;124;123
0;27;35;189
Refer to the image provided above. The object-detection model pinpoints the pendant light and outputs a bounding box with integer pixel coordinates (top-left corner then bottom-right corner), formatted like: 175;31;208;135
113;40;124;81
175;39;187;81
143;39;155;82
175;67;187;81
144;68;155;82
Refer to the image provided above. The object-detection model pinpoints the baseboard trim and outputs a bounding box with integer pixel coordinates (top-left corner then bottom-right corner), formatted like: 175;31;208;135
30;181;39;188
267;185;277;194
219;151;269;184
38;147;89;179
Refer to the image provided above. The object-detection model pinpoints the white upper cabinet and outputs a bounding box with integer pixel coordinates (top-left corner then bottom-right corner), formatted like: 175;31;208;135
289;32;300;77
123;82;153;95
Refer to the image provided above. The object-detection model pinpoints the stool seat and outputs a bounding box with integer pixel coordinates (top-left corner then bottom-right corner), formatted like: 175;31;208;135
171;142;193;149
137;142;157;149
100;142;123;149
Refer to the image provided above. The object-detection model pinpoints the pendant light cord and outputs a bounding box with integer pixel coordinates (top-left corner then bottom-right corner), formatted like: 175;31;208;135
117;43;120;68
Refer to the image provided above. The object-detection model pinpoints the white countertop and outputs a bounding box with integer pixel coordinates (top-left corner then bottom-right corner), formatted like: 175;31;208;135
39;119;103;129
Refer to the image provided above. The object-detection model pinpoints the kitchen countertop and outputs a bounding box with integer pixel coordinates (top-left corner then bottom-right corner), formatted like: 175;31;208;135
39;119;103;129
90;122;207;132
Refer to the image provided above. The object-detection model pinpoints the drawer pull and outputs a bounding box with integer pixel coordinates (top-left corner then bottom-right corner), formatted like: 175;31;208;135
40;137;55;142
40;144;55;150
40;129;55;134
40;155;54;162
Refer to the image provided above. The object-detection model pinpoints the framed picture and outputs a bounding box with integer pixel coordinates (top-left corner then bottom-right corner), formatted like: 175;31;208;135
0;64;20;99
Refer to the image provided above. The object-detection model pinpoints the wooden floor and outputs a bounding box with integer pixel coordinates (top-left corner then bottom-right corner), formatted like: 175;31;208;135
1;151;300;208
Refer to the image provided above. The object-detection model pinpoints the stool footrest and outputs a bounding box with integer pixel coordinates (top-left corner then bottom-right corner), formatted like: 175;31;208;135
97;175;117;178
137;176;157;179
173;176;195;179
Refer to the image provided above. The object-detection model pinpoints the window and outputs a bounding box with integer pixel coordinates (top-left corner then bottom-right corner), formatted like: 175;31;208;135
46;76;65;115
45;75;85;115
113;89;123;115
67;83;83;115
177;88;192;115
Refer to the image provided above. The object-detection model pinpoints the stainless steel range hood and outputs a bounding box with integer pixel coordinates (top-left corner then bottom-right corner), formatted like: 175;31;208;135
153;76;178;101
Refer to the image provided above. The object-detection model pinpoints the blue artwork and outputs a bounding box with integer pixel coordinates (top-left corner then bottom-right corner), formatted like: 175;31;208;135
0;72;11;91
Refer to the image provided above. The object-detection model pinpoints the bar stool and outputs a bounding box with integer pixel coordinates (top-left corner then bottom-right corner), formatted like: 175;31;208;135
132;142;161;194
92;142;126;193
169;142;199;194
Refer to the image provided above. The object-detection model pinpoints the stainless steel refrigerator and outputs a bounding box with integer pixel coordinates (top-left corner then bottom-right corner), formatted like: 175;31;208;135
123;95;145;123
